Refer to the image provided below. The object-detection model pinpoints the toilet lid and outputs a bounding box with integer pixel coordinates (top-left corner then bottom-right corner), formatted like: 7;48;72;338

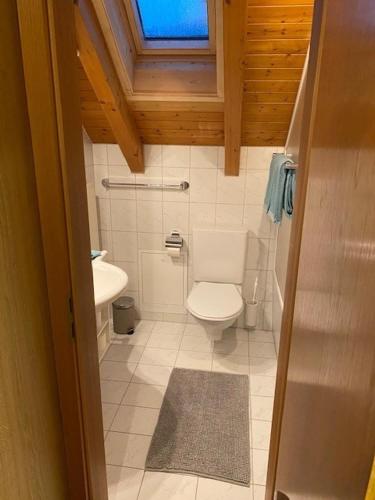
187;282;243;321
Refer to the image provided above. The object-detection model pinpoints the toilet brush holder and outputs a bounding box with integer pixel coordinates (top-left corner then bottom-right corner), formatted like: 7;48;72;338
246;300;258;329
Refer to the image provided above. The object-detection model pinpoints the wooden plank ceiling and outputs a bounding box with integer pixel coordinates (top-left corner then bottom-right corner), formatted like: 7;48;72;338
79;0;313;148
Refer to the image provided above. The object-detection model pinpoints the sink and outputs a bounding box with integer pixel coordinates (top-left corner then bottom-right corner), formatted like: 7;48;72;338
92;251;128;309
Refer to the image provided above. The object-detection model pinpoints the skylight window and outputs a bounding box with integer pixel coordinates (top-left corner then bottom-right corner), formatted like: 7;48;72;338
135;0;209;41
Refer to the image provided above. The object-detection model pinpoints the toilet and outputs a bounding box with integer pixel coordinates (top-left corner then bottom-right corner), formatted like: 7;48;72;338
186;226;248;339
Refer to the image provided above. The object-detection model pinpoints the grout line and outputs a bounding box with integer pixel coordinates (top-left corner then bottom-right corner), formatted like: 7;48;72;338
107;429;157;439
137;468;146;500
194;474;199;500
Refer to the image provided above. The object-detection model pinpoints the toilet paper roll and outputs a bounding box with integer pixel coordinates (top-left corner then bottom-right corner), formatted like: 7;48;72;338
167;247;181;258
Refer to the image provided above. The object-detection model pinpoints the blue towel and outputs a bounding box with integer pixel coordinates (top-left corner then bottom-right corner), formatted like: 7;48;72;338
264;153;292;223
91;250;102;260
283;168;296;218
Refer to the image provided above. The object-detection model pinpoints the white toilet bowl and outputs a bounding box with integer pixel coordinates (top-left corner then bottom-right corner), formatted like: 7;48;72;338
186;282;244;339
187;226;248;339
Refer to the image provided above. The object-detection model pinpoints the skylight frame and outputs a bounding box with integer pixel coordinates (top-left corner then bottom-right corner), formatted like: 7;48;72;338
124;0;216;55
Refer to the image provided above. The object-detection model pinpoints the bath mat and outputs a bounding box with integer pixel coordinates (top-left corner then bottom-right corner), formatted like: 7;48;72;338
145;368;250;486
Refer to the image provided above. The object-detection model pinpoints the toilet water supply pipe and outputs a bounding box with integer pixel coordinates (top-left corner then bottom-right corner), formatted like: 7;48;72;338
252;277;258;304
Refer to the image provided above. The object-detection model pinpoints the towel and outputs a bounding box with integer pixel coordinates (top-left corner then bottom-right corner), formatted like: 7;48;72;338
264;153;292;223
283;168;296;218
91;250;102;260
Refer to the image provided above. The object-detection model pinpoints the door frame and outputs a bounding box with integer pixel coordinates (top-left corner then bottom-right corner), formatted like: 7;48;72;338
16;1;107;498
265;1;326;498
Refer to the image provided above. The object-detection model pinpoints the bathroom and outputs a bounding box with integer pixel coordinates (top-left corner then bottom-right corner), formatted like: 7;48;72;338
86;141;284;498
2;1;374;500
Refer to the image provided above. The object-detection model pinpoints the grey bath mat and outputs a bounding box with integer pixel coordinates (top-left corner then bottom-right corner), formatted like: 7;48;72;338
145;368;250;486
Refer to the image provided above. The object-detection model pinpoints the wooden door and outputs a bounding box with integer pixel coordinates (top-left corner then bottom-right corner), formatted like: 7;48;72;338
268;1;375;498
0;2;68;498
15;0;108;498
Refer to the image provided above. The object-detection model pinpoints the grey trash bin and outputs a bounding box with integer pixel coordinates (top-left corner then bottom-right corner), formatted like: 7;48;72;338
112;296;135;335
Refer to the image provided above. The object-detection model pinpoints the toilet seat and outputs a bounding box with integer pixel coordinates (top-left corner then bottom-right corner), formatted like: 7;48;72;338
187;282;243;321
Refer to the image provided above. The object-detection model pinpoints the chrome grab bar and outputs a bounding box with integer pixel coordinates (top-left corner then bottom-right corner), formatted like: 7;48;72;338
285;163;298;170
102;178;190;191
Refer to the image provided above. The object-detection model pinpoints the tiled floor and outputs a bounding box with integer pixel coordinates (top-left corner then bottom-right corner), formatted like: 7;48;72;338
100;320;277;500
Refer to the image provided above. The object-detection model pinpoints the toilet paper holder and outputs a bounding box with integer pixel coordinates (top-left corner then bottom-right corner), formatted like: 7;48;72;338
165;231;183;250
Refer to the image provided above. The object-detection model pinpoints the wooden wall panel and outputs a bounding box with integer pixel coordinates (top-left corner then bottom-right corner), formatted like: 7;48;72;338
131;100;224;145
242;0;313;146
76;0;143;172
248;6;313;23
78;60;116;142
248;0;314;5
78;1;313;148
245;54;306;68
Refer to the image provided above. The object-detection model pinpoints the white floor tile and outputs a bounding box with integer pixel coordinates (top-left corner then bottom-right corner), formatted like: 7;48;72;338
100;361;137;382
111;332;136;342
183;324;207;337
105;344;144;363
102;403;119;430
196;477;252;500
100;318;278;500
105;432;151;469
251;420;271;450
132;364;172;386
175;351;212;370
212;354;249;375
250;376;276;397
122;383;166;408
135;320;155;333
249;357;277;377
101;380;129;404
138;472;197;500
106;465;144;500
180;335;213;353
140;348;178;367
152;321;185;335
120;333;151;346
213;340;249;357
249;342;276;359
111;405;159;435
253;484;266;500
252;449;269;485
223;328;249;342
248;330;274;343
250;396;274;421
147;333;183;350
140;311;164;321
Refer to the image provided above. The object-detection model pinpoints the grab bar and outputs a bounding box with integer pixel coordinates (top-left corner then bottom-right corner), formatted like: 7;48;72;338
284;154;298;170
102;178;190;191
285;163;298;170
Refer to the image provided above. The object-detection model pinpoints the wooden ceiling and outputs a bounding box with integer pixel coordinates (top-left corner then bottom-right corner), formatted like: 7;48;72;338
78;62;225;146
242;0;312;146
78;0;314;168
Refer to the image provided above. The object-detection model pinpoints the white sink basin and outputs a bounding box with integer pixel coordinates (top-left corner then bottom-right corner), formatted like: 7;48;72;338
92;252;128;309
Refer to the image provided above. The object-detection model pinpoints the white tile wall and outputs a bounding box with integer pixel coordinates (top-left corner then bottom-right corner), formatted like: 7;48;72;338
83;130;100;249
91;143;283;330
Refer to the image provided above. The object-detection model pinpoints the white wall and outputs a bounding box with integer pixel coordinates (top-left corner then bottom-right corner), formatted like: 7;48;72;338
273;50;309;351
93;144;282;330
275;217;292;301
83;130;100;249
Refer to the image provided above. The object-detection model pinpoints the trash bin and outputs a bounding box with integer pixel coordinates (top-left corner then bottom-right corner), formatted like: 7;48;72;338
112;296;135;335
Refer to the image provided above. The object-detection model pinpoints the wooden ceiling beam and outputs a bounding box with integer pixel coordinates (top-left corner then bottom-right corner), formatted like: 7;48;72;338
223;0;247;175
75;0;144;172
